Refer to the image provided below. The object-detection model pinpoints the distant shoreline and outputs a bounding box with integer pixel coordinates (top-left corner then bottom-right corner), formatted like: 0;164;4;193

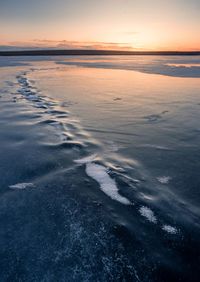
0;50;200;56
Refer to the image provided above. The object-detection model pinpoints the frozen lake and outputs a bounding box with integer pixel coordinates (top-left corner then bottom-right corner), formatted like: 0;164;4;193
0;55;200;281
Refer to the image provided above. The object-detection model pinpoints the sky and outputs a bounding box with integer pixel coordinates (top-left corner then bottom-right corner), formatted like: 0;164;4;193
0;0;200;51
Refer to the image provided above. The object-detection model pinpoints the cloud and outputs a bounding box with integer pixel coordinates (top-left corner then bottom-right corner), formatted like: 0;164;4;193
0;39;137;51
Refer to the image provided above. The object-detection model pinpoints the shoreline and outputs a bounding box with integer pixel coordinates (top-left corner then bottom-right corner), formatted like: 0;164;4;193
0;49;200;56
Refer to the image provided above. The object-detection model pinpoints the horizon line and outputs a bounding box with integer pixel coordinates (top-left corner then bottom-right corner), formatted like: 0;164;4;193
0;49;200;56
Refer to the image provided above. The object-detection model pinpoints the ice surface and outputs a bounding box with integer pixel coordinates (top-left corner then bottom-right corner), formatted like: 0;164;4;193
75;155;131;205
74;154;98;164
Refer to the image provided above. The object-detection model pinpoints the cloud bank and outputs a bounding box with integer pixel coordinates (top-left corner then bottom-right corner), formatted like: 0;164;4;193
0;40;136;51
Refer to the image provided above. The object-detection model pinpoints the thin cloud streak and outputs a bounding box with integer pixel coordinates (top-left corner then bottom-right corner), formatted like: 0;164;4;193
0;40;139;51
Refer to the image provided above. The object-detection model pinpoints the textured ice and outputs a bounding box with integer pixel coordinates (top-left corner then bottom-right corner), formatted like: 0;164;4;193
9;183;35;190
141;144;172;151
74;154;98;164
105;141;121;152
139;206;157;223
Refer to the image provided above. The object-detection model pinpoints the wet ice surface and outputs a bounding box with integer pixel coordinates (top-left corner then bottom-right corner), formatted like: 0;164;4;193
0;56;200;281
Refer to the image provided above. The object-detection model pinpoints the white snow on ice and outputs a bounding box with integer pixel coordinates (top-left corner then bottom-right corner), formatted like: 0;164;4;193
74;155;131;205
86;162;131;205
157;176;172;184
162;225;178;234
139;206;157;223
9;183;35;190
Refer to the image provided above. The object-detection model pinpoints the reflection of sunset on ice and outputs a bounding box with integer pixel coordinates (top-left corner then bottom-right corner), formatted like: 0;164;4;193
0;1;199;281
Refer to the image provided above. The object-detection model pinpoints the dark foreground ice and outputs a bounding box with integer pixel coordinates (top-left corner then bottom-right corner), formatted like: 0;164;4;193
0;56;200;281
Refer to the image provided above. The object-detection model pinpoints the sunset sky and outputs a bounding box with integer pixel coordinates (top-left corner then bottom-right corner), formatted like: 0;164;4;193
0;0;200;51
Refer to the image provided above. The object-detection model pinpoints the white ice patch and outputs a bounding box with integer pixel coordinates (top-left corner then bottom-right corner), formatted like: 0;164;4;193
86;162;131;205
9;182;35;190
157;176;171;184
162;225;178;234
74;155;131;204
139;206;157;223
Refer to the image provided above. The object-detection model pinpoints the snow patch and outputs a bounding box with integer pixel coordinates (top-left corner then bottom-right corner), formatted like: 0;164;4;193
86;162;131;205
9;183;35;190
162;225;178;234
157;176;171;184
75;154;131;204
139;206;157;223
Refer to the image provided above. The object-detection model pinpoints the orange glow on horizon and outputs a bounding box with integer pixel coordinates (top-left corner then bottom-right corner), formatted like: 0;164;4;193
0;38;199;52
